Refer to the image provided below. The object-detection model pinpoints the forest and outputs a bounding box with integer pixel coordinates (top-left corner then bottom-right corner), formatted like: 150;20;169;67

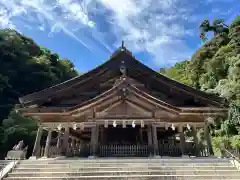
0;16;239;158
163;16;240;154
0;29;78;158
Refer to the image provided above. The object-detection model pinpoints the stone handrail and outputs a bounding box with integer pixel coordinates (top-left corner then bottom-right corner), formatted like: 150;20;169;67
224;148;240;171
0;160;19;179
224;148;240;161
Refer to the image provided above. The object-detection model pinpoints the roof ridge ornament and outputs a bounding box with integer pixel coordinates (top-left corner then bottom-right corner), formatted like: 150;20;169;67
122;40;124;48
121;40;126;51
120;60;126;76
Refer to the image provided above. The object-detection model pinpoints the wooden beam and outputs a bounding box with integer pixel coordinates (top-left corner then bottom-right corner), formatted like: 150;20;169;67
132;65;223;107
23;68;114;106
96;96;120;112
125;100;152;117
40;70;116;106
128;88;179;114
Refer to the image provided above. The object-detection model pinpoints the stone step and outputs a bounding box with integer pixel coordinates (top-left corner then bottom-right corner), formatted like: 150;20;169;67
19;158;230;164
4;174;240;180
16;163;233;168
13;166;237;172
0;160;11;165
7;170;240;177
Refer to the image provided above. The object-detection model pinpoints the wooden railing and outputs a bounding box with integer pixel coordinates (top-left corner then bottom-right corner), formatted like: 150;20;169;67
157;140;210;157
40;146;62;157
158;142;182;156
99;144;149;157
66;144;91;157
41;142;211;158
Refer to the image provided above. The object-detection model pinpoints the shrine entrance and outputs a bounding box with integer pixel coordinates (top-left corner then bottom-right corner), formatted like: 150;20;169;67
98;125;149;157
103;125;146;145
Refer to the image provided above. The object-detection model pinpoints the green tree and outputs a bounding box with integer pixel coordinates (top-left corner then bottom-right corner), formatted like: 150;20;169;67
162;16;240;138
0;29;78;157
0;29;78;123
200;19;229;42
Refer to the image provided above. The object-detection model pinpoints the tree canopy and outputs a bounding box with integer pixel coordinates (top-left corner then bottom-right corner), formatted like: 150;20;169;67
0;29;78;158
162;16;240;153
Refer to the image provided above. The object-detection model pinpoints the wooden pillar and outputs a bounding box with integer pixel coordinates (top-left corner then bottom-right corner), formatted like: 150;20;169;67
179;125;186;156
139;128;143;143
63;127;69;155
71;138;76;149
32;125;43;157
152;125;158;155
76;140;80;151
56;132;61;148
91;125;98;156
192;125;200;156
204;123;214;156
44;130;52;157
147;125;153;155
100;126;104;144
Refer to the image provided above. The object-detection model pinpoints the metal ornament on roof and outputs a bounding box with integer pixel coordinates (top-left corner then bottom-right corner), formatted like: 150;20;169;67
121;40;125;51
171;124;175;131
120;60;126;76
187;124;191;130
121;87;127;97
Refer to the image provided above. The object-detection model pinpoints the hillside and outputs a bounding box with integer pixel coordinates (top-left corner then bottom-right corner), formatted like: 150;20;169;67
164;16;240;104
0;29;78;158
163;16;240;153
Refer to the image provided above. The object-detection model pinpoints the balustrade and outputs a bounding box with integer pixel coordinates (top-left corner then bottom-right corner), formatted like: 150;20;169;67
158;140;182;156
99;144;149;157
69;143;91;157
39;142;210;158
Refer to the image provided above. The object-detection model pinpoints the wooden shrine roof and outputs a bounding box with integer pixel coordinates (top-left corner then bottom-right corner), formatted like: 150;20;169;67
19;45;227;109
19;77;227;122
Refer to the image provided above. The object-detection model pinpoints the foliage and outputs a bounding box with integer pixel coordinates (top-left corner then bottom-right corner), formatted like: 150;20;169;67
0;29;78;158
162;16;240;143
200;19;229;42
0;111;38;158
212;136;230;149
163;60;192;86
230;135;240;149
228;104;240;125
0;29;78;122
212;136;230;156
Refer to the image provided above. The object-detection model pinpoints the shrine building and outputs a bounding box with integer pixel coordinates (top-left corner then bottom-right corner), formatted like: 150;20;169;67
18;44;228;158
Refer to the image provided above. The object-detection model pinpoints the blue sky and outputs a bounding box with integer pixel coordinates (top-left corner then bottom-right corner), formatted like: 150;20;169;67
0;0;239;72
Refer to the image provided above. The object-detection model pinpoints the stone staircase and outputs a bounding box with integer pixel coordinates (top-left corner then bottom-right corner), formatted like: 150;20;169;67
3;157;240;180
1;160;12;178
0;160;9;171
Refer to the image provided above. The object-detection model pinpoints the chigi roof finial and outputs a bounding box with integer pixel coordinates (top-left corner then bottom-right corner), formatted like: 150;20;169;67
121;40;124;48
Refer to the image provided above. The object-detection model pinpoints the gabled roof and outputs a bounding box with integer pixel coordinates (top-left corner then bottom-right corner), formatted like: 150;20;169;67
19;45;227;107
20;77;227;118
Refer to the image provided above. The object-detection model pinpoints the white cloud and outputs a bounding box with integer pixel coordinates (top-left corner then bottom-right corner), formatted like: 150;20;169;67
0;0;112;54
1;0;235;68
97;0;194;66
